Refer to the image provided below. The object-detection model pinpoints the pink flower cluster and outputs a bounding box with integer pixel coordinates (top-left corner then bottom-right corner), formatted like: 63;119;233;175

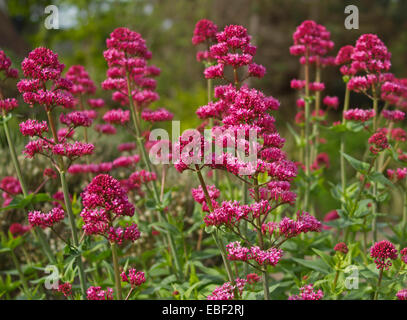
191;184;220;212
118;142;136;152
65;65;96;96
57;282;72;297
120;268;146;288
87;98;105;109
396;289;407;300
103;108;130;125
290;20;334;63
18;48;74;109
68;162;113;175
102;27;160;108
370;240;398;270
0;50;19;79
9;223;31;237
289;284;324;300
0;98;18;114
28;208;65;228
80;174;140;245
19;119;49;137
368;129;389;155
86;286;114;300
387;168;407;181
382;110;405;122
94;123;117;135
204;24;265;80
226;241;283;266
334;242;349;254
60;111;93;128
1;176;22;207
192;19;218;46
343;108;375;122
279;211;322;238
207;278;247;300
141;108;174;123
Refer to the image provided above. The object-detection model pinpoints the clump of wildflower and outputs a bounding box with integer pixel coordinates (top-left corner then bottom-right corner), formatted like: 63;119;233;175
279;211;322;238
370;240;398;270
57;282;72;297
343;108;375;122
400;248;407;264
120;268;146;288
141;108;174;122
9;223;31;237
396;289;407;300
103;109;130;125
65;65;96;96
80;174;139;245
28;208;65;228
368;129;389;155
387;168;407;181
334;242;349;254
382;110;405;122
86;286;114;300
1;176;23;206
289;284;324;300
0;50;19;79
323;96;339;109
207;278;247;300
94;124;117;135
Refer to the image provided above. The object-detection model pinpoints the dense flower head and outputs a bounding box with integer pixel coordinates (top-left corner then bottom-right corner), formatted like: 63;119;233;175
370;240;398;270
9;223;31;237
86;286;114;300
107;223;141;244
81;174;134;217
191;184;220;205
207;278;247;300
204;200;248;226
289;284;324;300
68;162;113;175
291;20;334;58
391;128;407;142
1;176;22;195
94;124;117;135
87;98;105;109
323;96;339;109
19;119;48;137
350;34;391;74
28;208;65;228
57;282;72;297
112;155;140;168
368;129;389;155
118;142;136;152
311;152;330;170
387;168;407;181
106;27;150;58
21;47;64;80
192;19;218;45
203;24;265;81
0;98;18;114
60;111;93;127
334;242;349;254
52;141;95;158
246;273;261;284
65;65;96;95
344;108;375;122
226;241;283;266
279;211;322;238
103;108;130;125
400;248;407;264
0;50;19;79
120;268;146;287
382;110;405;122
141;108;174;122
396;289;407;300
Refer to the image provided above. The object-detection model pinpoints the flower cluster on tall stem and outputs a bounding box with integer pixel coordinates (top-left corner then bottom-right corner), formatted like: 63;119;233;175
102;27;182;280
179;22;321;300
17;47;90;296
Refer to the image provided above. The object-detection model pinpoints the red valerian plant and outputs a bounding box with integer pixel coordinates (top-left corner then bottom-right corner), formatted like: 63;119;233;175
2;16;407;302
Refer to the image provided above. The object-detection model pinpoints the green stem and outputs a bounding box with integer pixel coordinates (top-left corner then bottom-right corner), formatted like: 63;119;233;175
311;64;321;162
110;242;123;300
372;92;379;242
195;166;235;285
10;249;30;298
1;111;56;264
373;268;383;300
303;50;311;211
340;87;351;209
60;171;87;296
125;73;182;281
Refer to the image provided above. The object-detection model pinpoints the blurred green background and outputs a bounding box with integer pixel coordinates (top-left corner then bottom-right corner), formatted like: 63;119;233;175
1;0;407;216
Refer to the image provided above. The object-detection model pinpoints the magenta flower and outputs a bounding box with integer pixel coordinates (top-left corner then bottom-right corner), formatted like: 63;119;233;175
207;278;247;300
289;284;323;300
86;286;114;300
370;240;398;270
120;268;146;288
103;109;130;125
65;65;96;96
28;208;65;228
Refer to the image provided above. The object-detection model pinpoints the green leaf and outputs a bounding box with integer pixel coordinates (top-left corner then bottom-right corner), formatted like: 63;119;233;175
291;257;330;274
341;152;370;173
312;248;335;268
368;172;394;188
